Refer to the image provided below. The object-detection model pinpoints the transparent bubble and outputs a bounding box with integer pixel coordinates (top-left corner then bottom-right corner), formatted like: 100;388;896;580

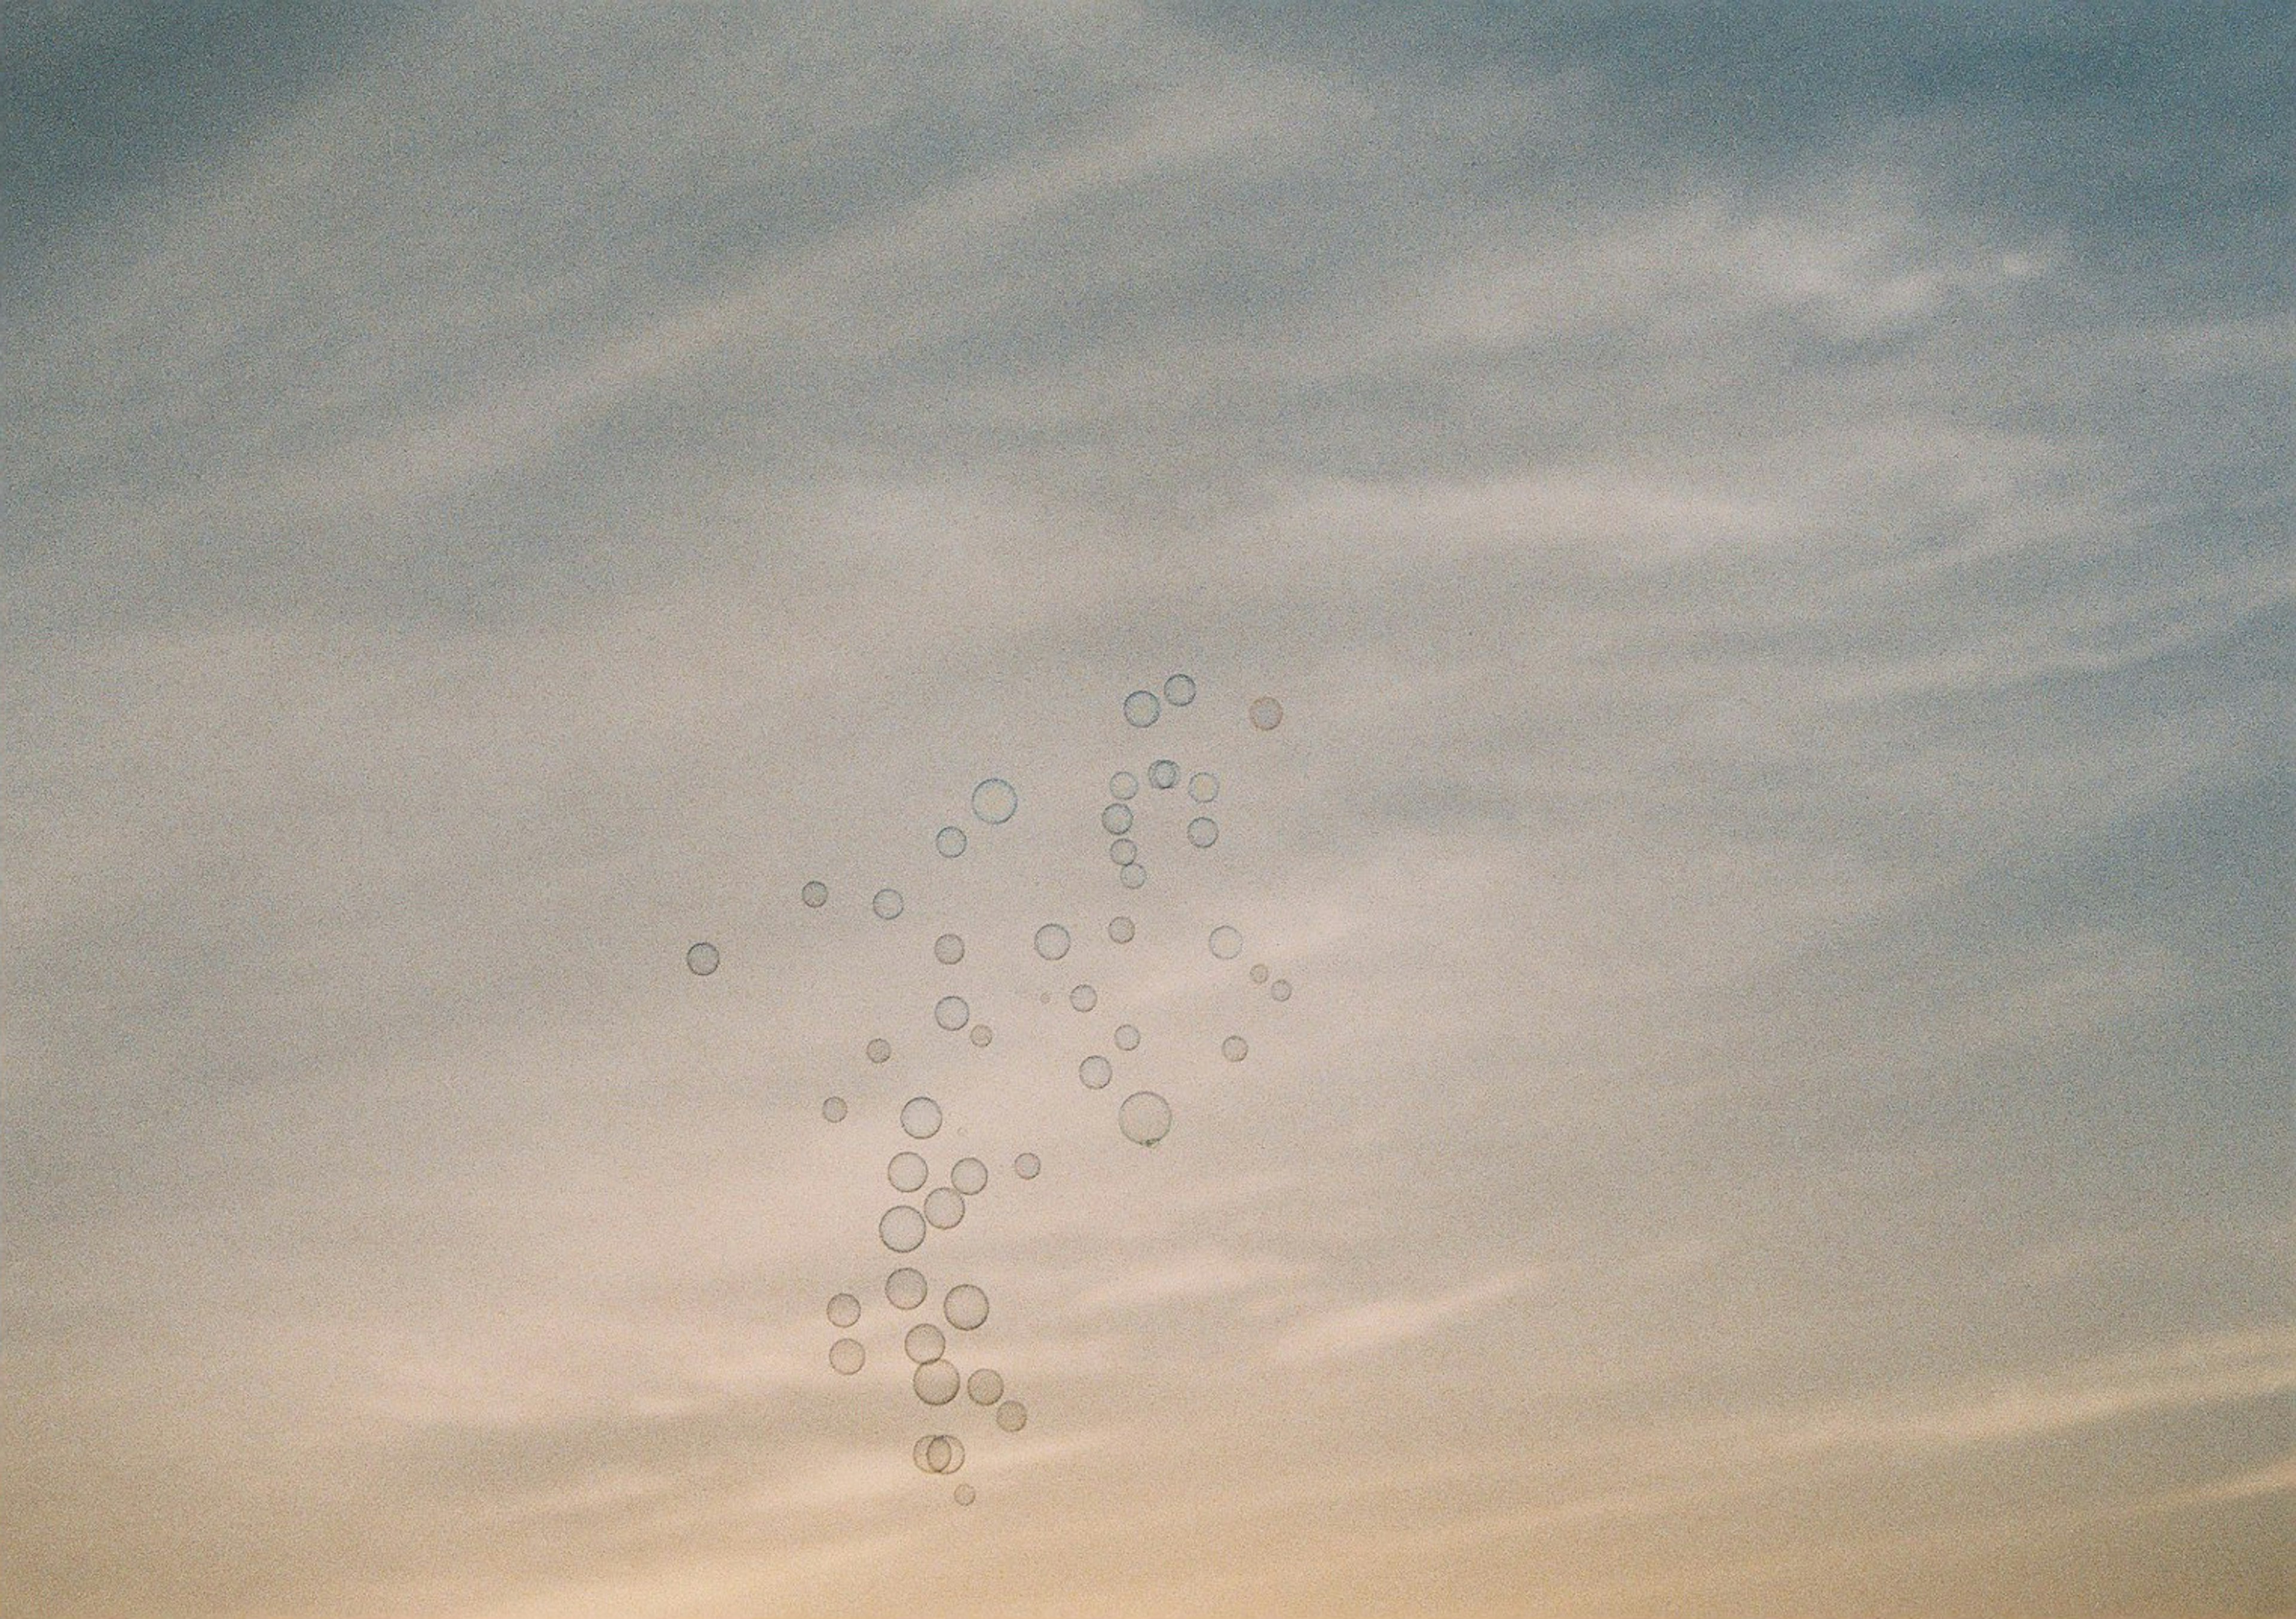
1250;963;1269;984
1108;915;1135;943
1114;1024;1141;1052
913;1433;945;1473
901;1096;943;1139
1118;863;1147;890
822;1096;847;1122
1013;1151;1041;1179
1187;816;1219;848
972;778;1018;824
1149;759;1178;789
1101;803;1134;836
923;1187;966;1230
936;824;967;859
905;1323;946;1364
967;1368;1004;1405
1079;1055;1112;1090
1109;838;1137;865
1119;1090;1174;1147
880;1205;926;1253
996;1400;1029;1432
686;942;719;976
889;1151;929;1193
935;995;970;1032
1222;1035;1249;1062
886;1267;927;1310
1164;673;1197;707
801;881;828;909
828;1292;862;1328
867;1037;892;1065
1189;770;1220;802
943;1283;990;1331
914;1360;960;1406
1271;979;1292;1001
935;933;965;965
1070;983;1097;1012
1208;925;1242;960
1034;922;1071;961
872;888;905;921
1110;771;1139;801
829;1337;865;1374
969;1024;993;1047
954;1482;976;1505
1250;696;1283;731
951;1157;988;1196
1123;689;1161;727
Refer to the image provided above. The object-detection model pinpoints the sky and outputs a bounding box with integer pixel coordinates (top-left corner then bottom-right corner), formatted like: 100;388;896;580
2;3;2290;1616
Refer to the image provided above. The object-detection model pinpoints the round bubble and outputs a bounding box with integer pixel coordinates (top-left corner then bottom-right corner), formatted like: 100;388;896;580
1250;696;1283;731
1034;922;1071;961
686;942;719;976
1223;1035;1249;1062
1070;983;1097;1012
1109;838;1137;866
1149;759;1179;789
822;1096;847;1122
866;1037;892;1065
951;1157;988;1195
996;1400;1029;1432
801;881;828;909
1250;963;1269;984
943;1283;990;1331
1118;862;1147;890
1164;673;1197;707
886;1267;927;1310
936;824;968;858
1271;978;1293;1001
1108;915;1135;943
901;1096;943;1139
914;1360;960;1406
913;1434;943;1473
972;778;1018;824
1189;771;1220;802
1079;1055;1112;1090
905;1322;945;1364
828;1292;862;1328
880;1205;927;1253
1013;1151;1041;1179
889;1151;929;1193
1110;771;1139;801
1123;689;1161;727
1114;1024;1141;1052
1208;925;1242;960
969;1024;993;1047
1101;803;1134;835
1119;1090;1174;1147
934;995;970;1032
923;1187;966;1230
1187;816;1219;848
872;888;904;921
968;1368;1005;1405
954;1482;976;1505
829;1337;865;1374
935;933;965;965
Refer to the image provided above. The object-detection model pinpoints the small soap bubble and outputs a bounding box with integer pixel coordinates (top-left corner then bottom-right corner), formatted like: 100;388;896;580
1189;771;1220;802
1070;983;1097;1012
996;1400;1029;1432
1119;1090;1174;1147
822;1096;848;1122
1187;816;1219;848
954;1482;976;1505
1123;690;1161;727
1271;979;1292;1001
935;933;965;965
914;1434;943;1472
886;1267;927;1310
1079;1055;1113;1090
1164;673;1197;707
1108;915;1135;943
1149;759;1178;789
1034;922;1071;961
1013;1151;1041;1179
901;1096;944;1139
801;881;829;909
1222;1035;1249;1062
951;1157;988;1195
969;1024;993;1047
828;1293;862;1328
1250;963;1269;984
1114;1024;1141;1051
972;778;1018;824
889;1151;929;1193
867;1037;893;1064
936;825;967;858
923;1187;966;1229
1101;803;1134;835
1250;696;1283;731
935;1434;967;1473
1110;771;1139;801
880;1205;927;1253
1118;863;1147;890
1110;838;1138;866
943;1283;990;1331
967;1368;1005;1404
1208;925;1242;960
829;1337;865;1374
905;1323;946;1364
935;995;970;1032
686;942;719;976
914;1360;960;1406
872;888;905;921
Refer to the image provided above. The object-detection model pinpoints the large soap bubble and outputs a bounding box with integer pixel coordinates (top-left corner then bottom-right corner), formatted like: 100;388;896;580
905;1323;946;1364
1034;923;1071;961
1208;925;1242;960
936;825;967;858
829;1338;865;1374
1118;862;1147;890
1250;696;1283;731
1189;771;1220;802
1070;983;1097;1012
828;1293;862;1327
1118;1090;1173;1147
943;1283;990;1331
923;1187;966;1230
1149;759;1178;789
886;1267;927;1310
916;1432;965;1473
967;1368;1004;1405
1164;673;1196;706
935;932;965;964
972;778;1018;824
1108;915;1135;943
1110;771;1138;801
1114;1024;1141;1051
1222;1035;1249;1062
996;1400;1028;1432
866;1037;893;1064
880;1205;927;1253
1123;690;1161;727
889;1151;929;1193
1013;1151;1041;1179
1101;802;1134;835
950;1157;988;1195
901;1096;943;1139
1187;817;1219;847
914;1360;960;1406
686;942;719;976
935;995;970;1031
872;888;905;920
801;881;828;908
821;1096;847;1122
1250;963;1269;984
1079;1055;1112;1090
1109;838;1137;866
1271;979;1292;1002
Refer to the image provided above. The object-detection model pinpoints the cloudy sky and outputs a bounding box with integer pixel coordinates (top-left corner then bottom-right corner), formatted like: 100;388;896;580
3;4;2289;1615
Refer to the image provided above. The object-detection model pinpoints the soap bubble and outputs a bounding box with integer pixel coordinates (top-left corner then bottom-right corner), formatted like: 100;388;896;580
1189;771;1220;802
901;1096;943;1139
872;888;905;920
1118;863;1147;890
1101;803;1134;835
828;1293;862;1328
1271;979;1292;1001
1250;963;1269;984
1110;771;1139;801
1222;1035;1248;1062
886;1267;927;1310
1013;1151;1041;1179
935;933;965;965
1149;759;1178;789
686;942;719;976
934;995;970;1031
1250;697;1283;731
914;1360;960;1406
1070;983;1097;1012
1208;925;1242;960
1187;816;1219;848
1079;1055;1112;1090
1108;915;1135;943
880;1205;927;1253
936;825;967;858
1164;673;1197;706
1123;690;1161;727
1034;922;1071;961
801;881;828;908
923;1187;966;1229
996;1400;1029;1432
905;1323;945;1364
1119;1090;1173;1147
915;1433;962;1473
830;1337;865;1374
972;778;1018;824
1109;838;1137;865
954;1482;976;1505
1114;1024;1141;1051
822;1096;847;1122
968;1368;1004;1404
943;1283;990;1331
867;1037;893;1064
889;1151;929;1193
951;1157;988;1195
969;1024;993;1047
